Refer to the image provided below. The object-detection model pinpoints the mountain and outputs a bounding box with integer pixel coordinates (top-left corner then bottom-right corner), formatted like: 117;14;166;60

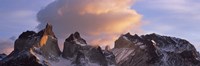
112;33;200;66
0;54;6;61
0;24;115;66
0;24;200;66
62;32;116;66
0;24;61;66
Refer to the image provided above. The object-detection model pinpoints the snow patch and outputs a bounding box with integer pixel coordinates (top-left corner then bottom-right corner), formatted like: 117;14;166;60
74;38;86;46
139;45;146;49
49;57;72;66
135;42;143;46
151;40;159;49
151;40;156;45
30;49;46;65
161;52;169;66
135;42;146;49
123;36;129;41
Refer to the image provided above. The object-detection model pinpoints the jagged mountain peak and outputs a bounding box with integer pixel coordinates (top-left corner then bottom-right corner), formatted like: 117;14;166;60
18;31;36;39
74;31;81;38
37;23;56;38
66;34;74;41
65;32;87;44
123;33;141;40
124;32;131;36
62;32;116;66
44;23;55;36
114;33;141;48
112;33;200;66
37;23;61;60
1;23;61;66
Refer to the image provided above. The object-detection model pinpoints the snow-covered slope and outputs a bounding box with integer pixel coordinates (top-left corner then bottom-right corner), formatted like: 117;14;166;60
112;33;200;66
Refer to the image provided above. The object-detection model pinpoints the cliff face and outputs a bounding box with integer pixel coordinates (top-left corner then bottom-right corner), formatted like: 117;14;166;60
37;23;61;60
112;33;200;66
62;32;116;66
0;24;61;66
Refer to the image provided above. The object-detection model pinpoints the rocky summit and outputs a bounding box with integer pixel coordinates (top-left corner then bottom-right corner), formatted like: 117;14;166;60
62;32;116;66
0;24;61;66
0;24;200;66
112;33;200;66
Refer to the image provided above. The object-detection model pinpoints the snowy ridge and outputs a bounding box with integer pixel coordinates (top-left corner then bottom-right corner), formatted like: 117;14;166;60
74;38;87;46
150;36;194;53
112;33;200;66
30;49;47;65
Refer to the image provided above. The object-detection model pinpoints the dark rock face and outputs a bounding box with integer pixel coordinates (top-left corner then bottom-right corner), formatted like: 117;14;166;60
14;31;37;52
62;32;87;59
0;23;61;66
103;50;116;65
0;50;48;66
0;54;6;60
38;23;61;60
112;33;200;66
63;32;116;66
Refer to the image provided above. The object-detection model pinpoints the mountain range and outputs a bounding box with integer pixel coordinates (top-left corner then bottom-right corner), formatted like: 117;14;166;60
0;24;199;66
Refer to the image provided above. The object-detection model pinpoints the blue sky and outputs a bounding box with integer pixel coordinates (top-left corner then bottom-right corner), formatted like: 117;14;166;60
0;0;53;39
0;0;200;51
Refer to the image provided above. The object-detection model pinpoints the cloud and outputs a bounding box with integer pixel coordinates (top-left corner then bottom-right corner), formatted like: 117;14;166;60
37;0;142;47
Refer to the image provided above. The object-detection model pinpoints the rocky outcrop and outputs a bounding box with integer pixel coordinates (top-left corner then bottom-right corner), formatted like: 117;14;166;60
102;49;116;65
14;31;37;52
0;23;61;66
63;32;116;66
62;32;87;59
0;50;49;66
0;54;6;61
37;23;61;60
112;33;200;66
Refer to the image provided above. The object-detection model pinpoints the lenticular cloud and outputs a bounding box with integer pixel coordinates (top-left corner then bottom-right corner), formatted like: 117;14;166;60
37;0;142;47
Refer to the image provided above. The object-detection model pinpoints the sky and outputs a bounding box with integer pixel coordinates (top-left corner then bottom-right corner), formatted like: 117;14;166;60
0;0;200;54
